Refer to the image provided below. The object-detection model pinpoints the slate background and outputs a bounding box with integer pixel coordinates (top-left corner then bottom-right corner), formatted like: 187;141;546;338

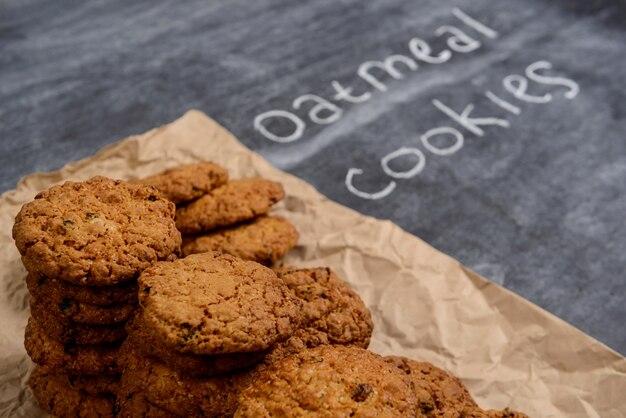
1;0;625;354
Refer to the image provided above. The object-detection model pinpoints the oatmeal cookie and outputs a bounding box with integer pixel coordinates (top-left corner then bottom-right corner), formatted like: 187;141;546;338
385;356;476;416
235;345;417;417
137;252;302;355
175;178;284;234
121;347;256;417
29;366;115;418
30;299;127;345
13;176;181;286
275;266;373;348
135;161;228;204
126;314;266;376
35;289;136;325
25;273;138;306
181;215;298;265
24;317;122;375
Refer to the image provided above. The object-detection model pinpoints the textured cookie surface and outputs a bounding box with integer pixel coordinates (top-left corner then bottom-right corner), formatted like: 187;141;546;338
182;215;298;265
25;273;138;306
135;161;228;204
175;178;285;234
137;252;302;354
35;288;136;324
13;176;181;285
115;392;180;418
121;347;256;417
385;356;476;417
34;365;120;395
126;315;266;376
275;266;373;348
236;345;417;418
384;357;529;417
30;299;127;345
29;366;115;418
25;317;122;375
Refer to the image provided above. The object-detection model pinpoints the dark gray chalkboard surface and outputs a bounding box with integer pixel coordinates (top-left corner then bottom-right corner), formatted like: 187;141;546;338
1;0;625;353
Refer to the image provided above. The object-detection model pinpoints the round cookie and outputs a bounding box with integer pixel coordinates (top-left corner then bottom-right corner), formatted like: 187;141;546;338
126;314;266;376
384;356;478;417
35;289;136;324
29;366;115;418
137;252;302;355
387;357;529;418
13;176;181;286
122;348;256;417
275;266;373;348
175;178;285;234
235;345;418;418
134;161;229;204
30;299;127;345
181;215;299;265
25;272;138;306
25;317;122;375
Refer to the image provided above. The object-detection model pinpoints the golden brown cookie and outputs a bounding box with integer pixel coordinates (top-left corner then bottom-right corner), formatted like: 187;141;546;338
137;252;302;355
235;345;418;418
29;366;115;418
121;347;256;417
181;215;298;265
126;314;266;376
13;176;181;286
135;161;229;204
66;373;120;396
175;178;285;234
385;356;477;417
275;266;373;348
385;357;530;418
25;317;122;375
115;392;181;418
35;289;136;325
30;299;127;345
33;365;120;395
25;272;138;306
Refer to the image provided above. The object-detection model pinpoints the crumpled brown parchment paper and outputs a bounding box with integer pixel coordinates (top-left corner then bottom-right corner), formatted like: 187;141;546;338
0;110;624;417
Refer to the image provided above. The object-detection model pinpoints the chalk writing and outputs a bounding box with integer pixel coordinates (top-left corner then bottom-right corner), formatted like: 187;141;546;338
252;8;580;200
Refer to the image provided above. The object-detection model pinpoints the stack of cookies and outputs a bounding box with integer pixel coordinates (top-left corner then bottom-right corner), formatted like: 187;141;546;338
114;252;374;416
13;176;181;417
136;162;299;265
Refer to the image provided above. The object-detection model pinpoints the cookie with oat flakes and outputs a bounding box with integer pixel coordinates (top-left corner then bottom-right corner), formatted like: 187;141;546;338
134;161;228;204
174;178;284;234
13;176;180;286
181;215;298;265
137;252;302;355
